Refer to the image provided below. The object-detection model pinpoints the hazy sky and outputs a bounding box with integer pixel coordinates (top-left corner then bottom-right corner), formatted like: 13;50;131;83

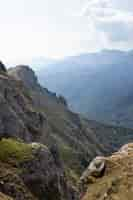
0;0;133;63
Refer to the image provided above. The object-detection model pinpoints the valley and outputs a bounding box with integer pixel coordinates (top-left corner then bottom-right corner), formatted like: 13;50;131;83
0;61;132;199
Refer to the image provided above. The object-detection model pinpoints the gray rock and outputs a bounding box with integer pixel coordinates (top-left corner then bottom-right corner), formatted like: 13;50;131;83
21;144;78;200
87;156;105;177
79;157;105;195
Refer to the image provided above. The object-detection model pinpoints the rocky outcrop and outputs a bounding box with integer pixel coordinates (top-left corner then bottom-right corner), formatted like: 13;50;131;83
0;72;49;141
0;138;78;200
8;65;69;107
21;143;77;200
80;143;133;200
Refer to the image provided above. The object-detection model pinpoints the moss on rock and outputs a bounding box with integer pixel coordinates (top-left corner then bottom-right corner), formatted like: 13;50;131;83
0;138;33;164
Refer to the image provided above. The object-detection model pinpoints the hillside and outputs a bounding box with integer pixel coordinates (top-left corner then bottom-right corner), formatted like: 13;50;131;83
80;143;133;200
8;65;133;165
8;65;105;178
0;62;132;199
35;49;133;128
8;64;133;180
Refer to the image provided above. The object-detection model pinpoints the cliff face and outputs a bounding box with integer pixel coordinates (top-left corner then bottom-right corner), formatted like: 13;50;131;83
8;65;133;175
0;71;48;141
8;65;106;179
80;143;133;200
0;63;132;199
0;63;78;199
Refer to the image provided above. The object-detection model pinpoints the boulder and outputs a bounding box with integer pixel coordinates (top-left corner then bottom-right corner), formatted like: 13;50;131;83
0;138;78;200
79;157;105;194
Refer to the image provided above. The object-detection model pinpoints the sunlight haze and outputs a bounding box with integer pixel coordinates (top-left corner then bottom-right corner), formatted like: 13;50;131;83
0;0;133;64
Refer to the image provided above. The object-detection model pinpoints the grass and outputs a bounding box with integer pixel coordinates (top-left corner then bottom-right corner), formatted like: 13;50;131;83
65;168;80;187
0;138;33;164
59;144;85;186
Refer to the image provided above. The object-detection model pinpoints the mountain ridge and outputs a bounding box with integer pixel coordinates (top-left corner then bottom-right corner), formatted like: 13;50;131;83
34;49;133;128
0;62;132;199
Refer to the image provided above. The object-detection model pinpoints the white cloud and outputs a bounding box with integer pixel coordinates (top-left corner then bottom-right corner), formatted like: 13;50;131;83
0;0;133;63
81;0;133;43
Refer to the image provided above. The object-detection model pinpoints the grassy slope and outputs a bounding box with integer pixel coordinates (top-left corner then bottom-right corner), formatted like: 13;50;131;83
82;145;133;200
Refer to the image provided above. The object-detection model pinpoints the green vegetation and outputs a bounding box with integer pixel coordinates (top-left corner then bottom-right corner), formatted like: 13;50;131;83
0;138;33;164
59;144;85;186
65;168;80;187
59;145;75;163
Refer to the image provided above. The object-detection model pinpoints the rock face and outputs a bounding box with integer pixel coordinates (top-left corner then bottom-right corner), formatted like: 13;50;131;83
0;63;132;199
7;65;133;184
0;73;48;141
8;65;41;91
8;65;107;179
0;138;77;200
80;143;133;200
0;65;79;199
21;144;76;200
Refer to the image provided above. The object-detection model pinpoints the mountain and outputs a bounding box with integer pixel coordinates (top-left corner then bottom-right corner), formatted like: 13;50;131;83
35;49;133;128
8;65;105;176
7;65;133;176
0;62;133;199
0;64;78;199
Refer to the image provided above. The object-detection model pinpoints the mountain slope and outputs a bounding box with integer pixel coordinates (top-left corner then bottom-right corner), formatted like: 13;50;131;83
8;65;133;175
80;143;133;200
35;49;133;128
0;63;133;199
8;65;106;179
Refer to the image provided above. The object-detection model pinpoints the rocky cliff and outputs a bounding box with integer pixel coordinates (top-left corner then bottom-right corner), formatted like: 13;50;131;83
8;65;133;181
0;63;132;199
8;65;106;179
0;63;79;199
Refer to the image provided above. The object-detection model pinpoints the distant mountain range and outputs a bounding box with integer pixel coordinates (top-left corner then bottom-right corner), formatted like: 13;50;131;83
33;49;133;128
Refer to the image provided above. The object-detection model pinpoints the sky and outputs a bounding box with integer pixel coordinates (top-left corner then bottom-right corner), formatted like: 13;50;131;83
0;0;133;64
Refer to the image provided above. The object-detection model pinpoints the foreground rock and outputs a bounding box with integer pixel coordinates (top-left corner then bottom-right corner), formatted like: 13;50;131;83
79;143;133;200
0;138;78;200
